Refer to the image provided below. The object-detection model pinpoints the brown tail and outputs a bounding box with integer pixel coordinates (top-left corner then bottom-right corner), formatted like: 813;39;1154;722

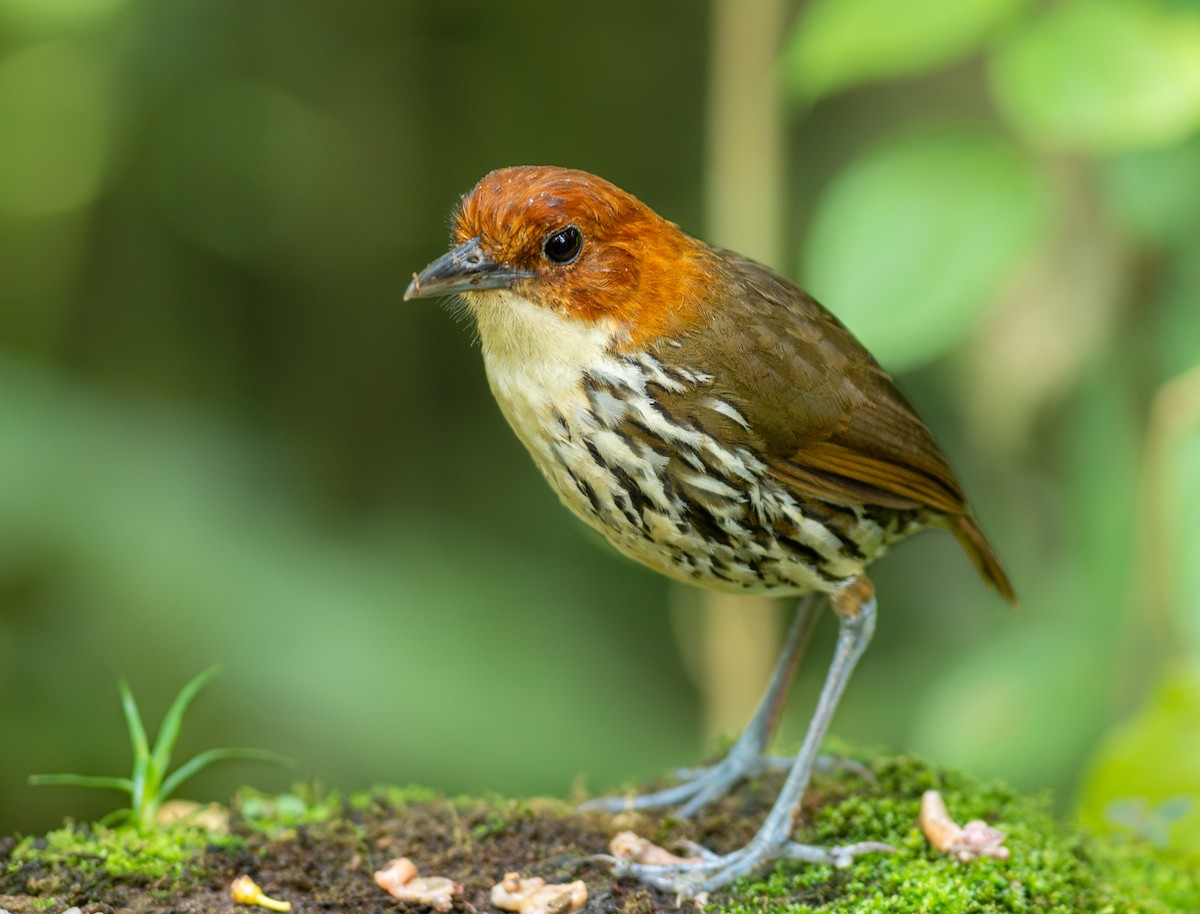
950;514;1018;609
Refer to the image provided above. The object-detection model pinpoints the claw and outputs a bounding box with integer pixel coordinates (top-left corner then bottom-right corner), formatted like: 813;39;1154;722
783;840;896;867
605;840;892;898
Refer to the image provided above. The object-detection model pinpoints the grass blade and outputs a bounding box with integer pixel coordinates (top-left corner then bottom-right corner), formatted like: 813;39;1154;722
118;679;149;762
159;748;293;801
150;665;221;780
97;808;134;827
28;774;134;793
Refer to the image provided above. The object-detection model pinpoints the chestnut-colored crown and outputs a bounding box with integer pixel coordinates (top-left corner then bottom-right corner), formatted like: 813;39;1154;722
452;166;714;347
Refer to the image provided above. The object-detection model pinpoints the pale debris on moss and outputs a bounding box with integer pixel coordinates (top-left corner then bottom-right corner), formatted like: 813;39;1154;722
920;789;1010;862
490;871;587;914
156;799;230;833
374;856;462;912
609;831;705;866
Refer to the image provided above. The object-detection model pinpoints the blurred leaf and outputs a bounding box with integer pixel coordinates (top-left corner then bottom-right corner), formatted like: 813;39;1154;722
0;0;128;35
1105;797;1194;849
1171;443;1200;649
908;621;1108;788
1065;361;1141;620
1157;254;1200;379
1077;664;1200;858
1101;135;1200;245
1151;366;1200;649
803;129;1046;371
783;0;1027;99
990;1;1200;152
0;41;114;217
1077;369;1200;858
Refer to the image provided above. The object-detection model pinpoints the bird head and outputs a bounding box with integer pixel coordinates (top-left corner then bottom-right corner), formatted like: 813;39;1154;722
404;166;714;351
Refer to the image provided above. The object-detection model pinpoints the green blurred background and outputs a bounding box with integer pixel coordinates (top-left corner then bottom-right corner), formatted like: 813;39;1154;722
1;0;1198;864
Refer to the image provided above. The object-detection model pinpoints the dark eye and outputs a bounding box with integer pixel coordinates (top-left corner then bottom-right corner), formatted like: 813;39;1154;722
542;226;583;264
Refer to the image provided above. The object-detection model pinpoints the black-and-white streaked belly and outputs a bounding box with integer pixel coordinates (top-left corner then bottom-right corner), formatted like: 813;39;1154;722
524;354;898;595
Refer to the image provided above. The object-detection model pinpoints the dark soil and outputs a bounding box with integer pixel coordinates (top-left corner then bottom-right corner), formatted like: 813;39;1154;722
0;770;827;914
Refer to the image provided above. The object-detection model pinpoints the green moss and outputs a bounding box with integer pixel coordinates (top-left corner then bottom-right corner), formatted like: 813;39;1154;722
1090;841;1200;913
346;783;440;812
235;781;341;836
715;755;1200;914
7;820;231;884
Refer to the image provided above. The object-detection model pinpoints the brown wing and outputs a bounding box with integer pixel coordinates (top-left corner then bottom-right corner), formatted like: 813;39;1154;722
673;249;1016;605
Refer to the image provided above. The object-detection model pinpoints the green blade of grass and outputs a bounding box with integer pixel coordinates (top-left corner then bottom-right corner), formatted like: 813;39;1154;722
120;677;153;816
150;665;221;780
130;759;150;821
29;773;135;793
159;747;293;801
118;678;149;761
97;808;134;827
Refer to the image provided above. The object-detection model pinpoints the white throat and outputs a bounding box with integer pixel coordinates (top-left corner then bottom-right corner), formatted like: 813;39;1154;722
467;290;620;437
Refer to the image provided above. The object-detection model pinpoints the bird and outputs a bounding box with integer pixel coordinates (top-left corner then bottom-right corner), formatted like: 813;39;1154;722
404;165;1016;896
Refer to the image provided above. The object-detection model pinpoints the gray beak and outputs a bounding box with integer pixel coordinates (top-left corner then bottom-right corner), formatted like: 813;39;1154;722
404;236;533;301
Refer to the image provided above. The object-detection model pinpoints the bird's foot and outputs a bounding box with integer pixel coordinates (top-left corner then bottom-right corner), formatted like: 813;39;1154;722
596;591;886;899
582;752;872;818
602;836;894;898
580;742;766;816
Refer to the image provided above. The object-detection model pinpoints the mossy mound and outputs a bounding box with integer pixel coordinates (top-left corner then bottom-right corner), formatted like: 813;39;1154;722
716;755;1198;913
2;753;1196;913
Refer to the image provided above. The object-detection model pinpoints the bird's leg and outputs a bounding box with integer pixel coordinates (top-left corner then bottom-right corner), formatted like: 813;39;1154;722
583;594;822;816
606;577;892;898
